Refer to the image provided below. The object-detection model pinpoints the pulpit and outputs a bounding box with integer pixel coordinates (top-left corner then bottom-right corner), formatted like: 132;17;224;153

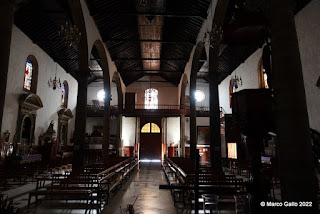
231;89;273;205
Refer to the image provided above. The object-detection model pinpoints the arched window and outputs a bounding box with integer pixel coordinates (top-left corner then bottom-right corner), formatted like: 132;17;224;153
229;79;237;108
24;60;33;91
144;88;158;109
97;89;105;102
194;90;205;103
141;123;160;133
61;81;69;107
24;55;38;93
258;57;269;89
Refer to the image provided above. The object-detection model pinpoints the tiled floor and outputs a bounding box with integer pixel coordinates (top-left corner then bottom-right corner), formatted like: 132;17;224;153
102;162;176;214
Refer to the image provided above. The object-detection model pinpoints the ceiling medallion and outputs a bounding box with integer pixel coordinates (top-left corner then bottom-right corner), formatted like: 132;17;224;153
203;25;223;48
58;22;81;47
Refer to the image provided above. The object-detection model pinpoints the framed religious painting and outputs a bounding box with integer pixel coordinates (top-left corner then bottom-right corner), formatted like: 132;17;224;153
197;126;210;145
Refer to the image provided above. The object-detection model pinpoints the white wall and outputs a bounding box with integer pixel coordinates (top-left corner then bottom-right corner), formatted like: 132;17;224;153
218;49;262;114
2;25;78;146
184;117;210;145
126;79;179;106
166;117;180;146
121;117;136;147
216;0;320;133
295;0;320;133
87;82;118;106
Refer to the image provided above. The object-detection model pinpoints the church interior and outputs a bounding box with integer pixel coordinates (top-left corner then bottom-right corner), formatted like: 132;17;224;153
0;0;319;213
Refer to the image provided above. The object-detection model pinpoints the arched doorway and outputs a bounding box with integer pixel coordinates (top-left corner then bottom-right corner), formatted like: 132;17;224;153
140;118;162;160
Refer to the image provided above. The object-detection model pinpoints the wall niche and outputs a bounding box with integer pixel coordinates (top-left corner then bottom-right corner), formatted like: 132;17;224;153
14;94;43;155
57;108;73;154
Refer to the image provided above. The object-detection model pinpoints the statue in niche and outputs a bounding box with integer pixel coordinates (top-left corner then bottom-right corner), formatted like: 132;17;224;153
39;121;58;163
42;121;56;144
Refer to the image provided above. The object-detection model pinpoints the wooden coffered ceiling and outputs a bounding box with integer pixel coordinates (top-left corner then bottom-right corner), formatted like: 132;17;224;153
13;0;311;86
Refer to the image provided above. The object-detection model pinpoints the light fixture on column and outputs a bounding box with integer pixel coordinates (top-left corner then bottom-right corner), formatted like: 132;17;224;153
58;22;81;47
202;25;223;48
48;64;61;90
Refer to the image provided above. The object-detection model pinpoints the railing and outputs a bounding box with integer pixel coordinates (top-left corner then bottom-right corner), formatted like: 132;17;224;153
134;104;184;110
87;105;119;112
87;104;211;111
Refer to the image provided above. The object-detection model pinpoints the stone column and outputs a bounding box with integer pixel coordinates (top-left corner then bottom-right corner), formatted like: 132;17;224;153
103;88;111;162
0;0;15;134
180;115;186;157
72;72;88;171
270;0;317;212
208;72;221;168
207;0;230;168
189;79;197;160
116;114;122;156
208;26;223;169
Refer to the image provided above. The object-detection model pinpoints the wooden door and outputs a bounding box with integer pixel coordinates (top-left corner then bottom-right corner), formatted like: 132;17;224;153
139;118;162;160
140;133;162;160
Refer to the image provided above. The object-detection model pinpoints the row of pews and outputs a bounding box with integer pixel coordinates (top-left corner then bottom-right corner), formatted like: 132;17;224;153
162;157;251;213
0;161;73;191
27;157;138;213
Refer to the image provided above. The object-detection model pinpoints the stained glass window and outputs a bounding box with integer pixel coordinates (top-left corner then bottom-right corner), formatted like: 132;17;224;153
144;88;158;109
97;89;105;102
232;83;237;93
24;59;33;90
141;123;151;133
151;123;160;133
194;90;205;103
141;123;160;133
263;70;269;89
258;57;269;89
61;83;66;106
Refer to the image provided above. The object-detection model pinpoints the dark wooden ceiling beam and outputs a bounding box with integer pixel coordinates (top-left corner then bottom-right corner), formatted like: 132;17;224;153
105;39;195;45
92;11;206;20
118;70;183;73
114;58;188;61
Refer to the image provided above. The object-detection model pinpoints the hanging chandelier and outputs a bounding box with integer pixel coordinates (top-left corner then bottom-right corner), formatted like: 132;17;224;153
48;75;61;90
202;25;223;48
58;22;81;47
48;64;62;90
230;73;243;92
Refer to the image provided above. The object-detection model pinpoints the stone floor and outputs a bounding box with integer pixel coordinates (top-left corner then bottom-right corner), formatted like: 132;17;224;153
102;162;176;214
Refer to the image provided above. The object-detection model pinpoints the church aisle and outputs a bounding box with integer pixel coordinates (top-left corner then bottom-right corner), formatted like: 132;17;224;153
102;162;176;214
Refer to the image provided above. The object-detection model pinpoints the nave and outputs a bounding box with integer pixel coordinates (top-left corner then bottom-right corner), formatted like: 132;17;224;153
1;0;320;213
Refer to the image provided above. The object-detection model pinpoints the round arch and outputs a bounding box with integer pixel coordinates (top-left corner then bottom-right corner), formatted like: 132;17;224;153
112;71;124;111
180;73;189;109
91;39;111;159
189;42;205;159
